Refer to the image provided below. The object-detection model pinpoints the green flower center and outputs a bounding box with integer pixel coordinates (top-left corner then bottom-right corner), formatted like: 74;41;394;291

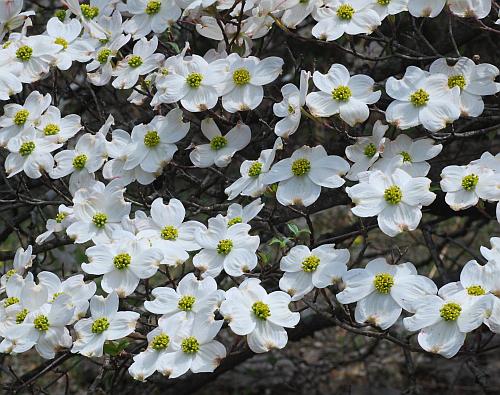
99;38;109;45
151;334;170;350
233;68;251;86
145;0;162;14
44;123;60;136
336;4;355;20
248;162;263;177
55;37;68;50
34;315;50;331
448;74;466;89
19;141;35;156
186;72;203;88
210;136;228;151
228;217;242;226
364;143;377;158
181;336;200;354
467;285;486;296
14;109;29;125
301;255;320;272
178;295;196;311
3;297;19;307
410;89;429;107
6;269;16;279
291;158;311;176
217;239;233;255
377;0;390;5
374;273;394;294
128;55;143;68
80;4;99;19
113;253;131;270
161;225;178;240
288;104;295;114
332;85;352;101
461;174;479;191
91;317;110;333
144;130;160;147
16;45;33;61
16;309;28;324
55;9;66;22
51;292;64;302
97;48;112;64
400;151;412;162
440;302;461;321
252;301;271;320
72;154;88;170
56;212;67;223
384;185;403;205
16;309;29;325
92;213;107;228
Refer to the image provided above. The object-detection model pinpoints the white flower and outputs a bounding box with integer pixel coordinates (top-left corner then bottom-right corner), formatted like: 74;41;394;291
128;316;183;381
66;180;131;244
64;0;113;39
220;278;300;353
273;70;310;138
45;17;95;70
112;36;164;89
37;105;82;144
408;0;446;17
124;109;189;173
15;293;74;359
346;160;436;237
51;132;107;193
306;64;380;126
193;214;260;278
337;258;437;329
280;244;349;301
144;273;225;322
124;0;181;39
72;292;140;357
403;286;490;358
226;199;264;225
263;145;350;207
35;205;74;245
447;0;491;19
0;245;34;292
136;197;205;263
5;127;61;179
312;0;381;41
281;0;322;28
189;118;251;168
0;54;22;100
440;163;498;211
37;272;96;323
86;11;131;86
0;0;34;41
0;90;51;146
385;66;461;132
345;120;388;181
82;230;163;297
372;134;442;177
155;54;228;112
153;314;226;379
103;128;156;186
429;57;500;117
6;33;61;83
368;0;408;19
220;54;284;113
480;236;500;264
225;137;283;200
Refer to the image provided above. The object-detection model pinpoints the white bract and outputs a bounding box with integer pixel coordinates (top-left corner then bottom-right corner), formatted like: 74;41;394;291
220;278;300;353
263;145;350;207
306;64;380;126
124;0;181;39
337;258;437;329
280;244;349;301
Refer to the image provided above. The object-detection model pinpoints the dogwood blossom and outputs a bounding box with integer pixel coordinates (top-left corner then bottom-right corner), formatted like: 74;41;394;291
264;145;350;207
220;278;300;353
408;0;446;17
225;199;264;225
306;64;380;126
124;0;181;39
447;0;491;19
